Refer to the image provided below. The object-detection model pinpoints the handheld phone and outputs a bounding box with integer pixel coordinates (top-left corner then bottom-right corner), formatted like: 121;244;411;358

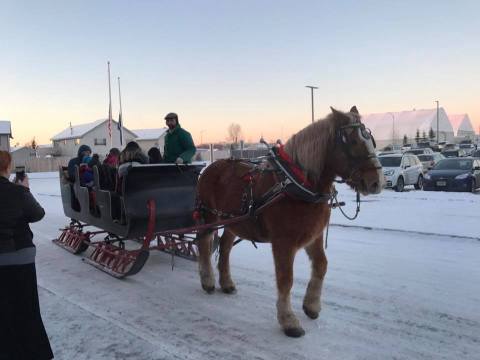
15;167;26;182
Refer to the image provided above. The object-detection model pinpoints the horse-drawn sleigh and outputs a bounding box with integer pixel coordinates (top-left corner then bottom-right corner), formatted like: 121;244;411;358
54;106;384;337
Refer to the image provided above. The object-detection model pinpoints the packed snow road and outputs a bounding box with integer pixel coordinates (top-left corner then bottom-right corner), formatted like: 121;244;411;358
28;174;479;360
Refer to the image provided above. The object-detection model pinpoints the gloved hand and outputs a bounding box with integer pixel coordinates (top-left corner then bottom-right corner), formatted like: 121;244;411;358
175;157;184;164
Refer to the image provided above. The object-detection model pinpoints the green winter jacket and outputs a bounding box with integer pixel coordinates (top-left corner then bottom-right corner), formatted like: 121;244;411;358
163;124;196;163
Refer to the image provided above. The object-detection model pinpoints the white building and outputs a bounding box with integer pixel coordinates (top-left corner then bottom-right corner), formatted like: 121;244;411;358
131;128;168;153
448;114;475;139
0;120;12;152
362;108;454;148
10;146;37;166
51;119;137;157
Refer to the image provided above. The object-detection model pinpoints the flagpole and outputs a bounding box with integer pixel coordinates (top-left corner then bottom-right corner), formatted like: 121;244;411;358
117;76;124;146
107;61;113;149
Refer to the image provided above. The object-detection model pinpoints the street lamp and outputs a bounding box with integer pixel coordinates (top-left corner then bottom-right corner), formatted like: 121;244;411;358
305;85;318;123
435;100;439;145
388;112;395;146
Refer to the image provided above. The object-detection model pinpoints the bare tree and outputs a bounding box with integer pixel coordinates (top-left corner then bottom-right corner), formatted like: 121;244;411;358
227;123;242;144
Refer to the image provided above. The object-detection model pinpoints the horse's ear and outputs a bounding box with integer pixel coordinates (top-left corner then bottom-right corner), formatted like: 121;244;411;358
330;107;341;116
350;106;359;114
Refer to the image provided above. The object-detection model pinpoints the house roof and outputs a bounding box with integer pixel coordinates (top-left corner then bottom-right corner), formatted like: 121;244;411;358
448;114;474;135
132;128;168;141
51;119;108;141
10;146;28;153
0;120;13;137
361;108;454;141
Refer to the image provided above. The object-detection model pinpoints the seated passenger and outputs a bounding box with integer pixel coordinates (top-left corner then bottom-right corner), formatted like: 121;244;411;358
79;155;94;187
103;147;120;167
118;141;149;177
148;147;162;164
67;145;91;181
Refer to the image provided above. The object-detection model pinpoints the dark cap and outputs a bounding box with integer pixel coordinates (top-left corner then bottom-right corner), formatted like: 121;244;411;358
164;112;178;120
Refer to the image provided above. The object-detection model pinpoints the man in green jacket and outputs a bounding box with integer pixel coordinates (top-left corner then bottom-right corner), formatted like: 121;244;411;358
163;112;196;164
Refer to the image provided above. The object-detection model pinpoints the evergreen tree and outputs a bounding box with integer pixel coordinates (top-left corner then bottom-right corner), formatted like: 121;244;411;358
422;130;427;141
429;128;435;141
403;135;408;145
415;129;420;143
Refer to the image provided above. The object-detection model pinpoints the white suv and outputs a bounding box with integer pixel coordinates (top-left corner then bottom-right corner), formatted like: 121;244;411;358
379;153;424;192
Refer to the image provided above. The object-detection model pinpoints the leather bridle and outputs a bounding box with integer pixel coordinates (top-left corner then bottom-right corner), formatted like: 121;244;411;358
335;122;382;184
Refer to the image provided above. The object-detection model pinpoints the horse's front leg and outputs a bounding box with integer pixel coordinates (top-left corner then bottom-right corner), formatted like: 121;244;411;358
197;230;215;293
303;234;328;319
218;229;236;293
272;241;304;337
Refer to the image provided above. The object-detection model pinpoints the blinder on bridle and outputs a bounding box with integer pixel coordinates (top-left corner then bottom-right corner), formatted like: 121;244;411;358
337;122;376;149
335;122;381;182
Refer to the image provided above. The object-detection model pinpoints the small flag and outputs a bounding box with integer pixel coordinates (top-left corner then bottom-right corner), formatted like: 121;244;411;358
117;76;124;146
118;111;123;145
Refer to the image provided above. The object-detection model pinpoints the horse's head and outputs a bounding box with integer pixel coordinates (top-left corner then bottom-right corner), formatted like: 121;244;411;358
330;106;384;195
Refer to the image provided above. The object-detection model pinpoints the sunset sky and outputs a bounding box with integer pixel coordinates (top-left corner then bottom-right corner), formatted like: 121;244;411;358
1;0;479;146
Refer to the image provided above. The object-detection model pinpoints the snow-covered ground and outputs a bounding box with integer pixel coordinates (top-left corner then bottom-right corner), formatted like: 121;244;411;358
27;173;479;359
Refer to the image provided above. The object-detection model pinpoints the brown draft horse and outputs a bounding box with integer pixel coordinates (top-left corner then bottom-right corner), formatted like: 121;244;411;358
195;106;384;337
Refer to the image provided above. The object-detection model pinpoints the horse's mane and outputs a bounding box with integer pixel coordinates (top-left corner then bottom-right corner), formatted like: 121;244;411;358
283;113;336;187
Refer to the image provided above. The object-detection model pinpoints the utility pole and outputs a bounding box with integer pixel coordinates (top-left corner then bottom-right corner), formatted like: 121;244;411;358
305;86;318;123
435;100;439;145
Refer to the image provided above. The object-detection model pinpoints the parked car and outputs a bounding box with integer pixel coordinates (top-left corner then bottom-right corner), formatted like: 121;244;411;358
417;153;445;172
378;150;402;156
472;150;480;158
459;143;476;156
423;158;480;192
416;141;433;149
442;149;467;158
443;143;458;151
405;148;434;156
381;144;402;152
401;143;412;152
437;141;447;151
379;153;424;192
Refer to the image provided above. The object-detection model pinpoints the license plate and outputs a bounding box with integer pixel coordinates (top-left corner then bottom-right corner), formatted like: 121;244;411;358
436;180;447;186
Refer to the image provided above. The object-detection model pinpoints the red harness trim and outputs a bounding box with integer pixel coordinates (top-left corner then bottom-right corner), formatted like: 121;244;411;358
277;145;312;188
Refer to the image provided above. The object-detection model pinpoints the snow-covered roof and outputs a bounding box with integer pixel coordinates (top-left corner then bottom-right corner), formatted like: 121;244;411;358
0;120;12;137
51;119;108;141
10;146;26;152
362;108;454;141
132;128;168;141
448;114;474;135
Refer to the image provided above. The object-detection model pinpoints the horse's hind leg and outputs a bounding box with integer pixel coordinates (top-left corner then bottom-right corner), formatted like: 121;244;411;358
272;241;304;337
197;230;215;293
303;234;328;319
218;229;236;294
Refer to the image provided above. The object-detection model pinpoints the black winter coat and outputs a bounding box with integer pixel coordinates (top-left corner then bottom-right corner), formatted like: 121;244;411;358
0;176;45;253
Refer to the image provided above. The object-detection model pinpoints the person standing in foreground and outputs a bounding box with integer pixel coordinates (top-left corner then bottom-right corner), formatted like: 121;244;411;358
163;112;196;164
0;151;54;360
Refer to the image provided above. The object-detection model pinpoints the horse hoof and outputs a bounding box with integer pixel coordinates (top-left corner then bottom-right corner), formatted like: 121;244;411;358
222;286;237;294
202;284;215;294
284;327;305;338
303;305;319;319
